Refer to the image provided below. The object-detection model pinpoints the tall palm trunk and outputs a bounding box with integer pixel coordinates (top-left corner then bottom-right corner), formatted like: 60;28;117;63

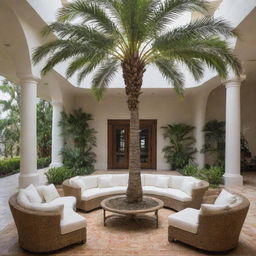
122;55;145;203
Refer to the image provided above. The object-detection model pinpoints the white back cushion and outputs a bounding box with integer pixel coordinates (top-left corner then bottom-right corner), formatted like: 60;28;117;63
81;176;98;189
200;204;230;215
156;176;169;188
141;174;145;186
17;191;34;209
214;189;237;205
144;174;157;186
229;195;243;208
33;204;64;219
72;178;86;191
112;174;128;186
20;184;42;204
41;184;60;203
170;176;185;189
98;175;113;188
180;179;197;196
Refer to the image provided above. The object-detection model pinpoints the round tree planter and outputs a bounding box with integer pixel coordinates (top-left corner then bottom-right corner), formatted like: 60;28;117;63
100;195;164;228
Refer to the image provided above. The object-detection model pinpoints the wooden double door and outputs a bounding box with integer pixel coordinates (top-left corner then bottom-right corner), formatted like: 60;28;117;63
108;120;157;169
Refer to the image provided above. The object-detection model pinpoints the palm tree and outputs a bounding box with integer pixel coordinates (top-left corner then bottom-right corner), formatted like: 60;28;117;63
33;0;241;203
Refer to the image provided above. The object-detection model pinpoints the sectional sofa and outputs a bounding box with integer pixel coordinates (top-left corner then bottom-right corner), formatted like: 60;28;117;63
62;174;209;212
9;184;86;253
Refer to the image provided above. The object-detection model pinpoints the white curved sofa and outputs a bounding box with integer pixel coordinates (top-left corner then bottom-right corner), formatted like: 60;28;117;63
63;174;209;212
9;184;86;253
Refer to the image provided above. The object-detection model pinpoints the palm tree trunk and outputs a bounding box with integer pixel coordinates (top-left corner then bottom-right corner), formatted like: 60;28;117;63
126;106;142;202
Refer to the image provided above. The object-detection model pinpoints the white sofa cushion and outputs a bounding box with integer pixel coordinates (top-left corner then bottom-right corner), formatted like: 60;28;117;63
170;176;185;189
20;184;42;204
60;208;86;235
72;178;86;191
229;195;243;208
168;208;199;234
81;175;98;189
17;191;34;209
144;174;157;186
180;179;197;196
45;196;76;210
200;203;230;215
41;184;60;203
112;174;128;187
143;186;192;202
82;186;126;200
98;175;113;188
214;189;237;205
156;176;169;188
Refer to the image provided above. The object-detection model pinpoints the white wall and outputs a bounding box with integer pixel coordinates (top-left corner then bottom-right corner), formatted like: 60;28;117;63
75;92;195;170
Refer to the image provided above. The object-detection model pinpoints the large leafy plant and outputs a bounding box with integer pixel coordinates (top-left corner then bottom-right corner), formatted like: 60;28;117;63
60;108;96;173
162;123;196;170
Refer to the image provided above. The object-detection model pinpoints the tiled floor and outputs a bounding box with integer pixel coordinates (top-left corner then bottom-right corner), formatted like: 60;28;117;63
0;170;255;256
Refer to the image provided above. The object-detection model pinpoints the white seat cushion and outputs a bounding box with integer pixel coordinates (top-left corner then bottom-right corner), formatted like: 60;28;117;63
143;186;192;202
112;174;128;187
81;176;98;189
60;208;86;235
214;189;237;205
20;184;42;204
32;204;64;219
45;196;76;210
82;187;126;200
98;175;113;188
168;208;200;234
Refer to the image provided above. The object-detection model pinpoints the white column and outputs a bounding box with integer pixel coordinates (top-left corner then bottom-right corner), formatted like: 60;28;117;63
194;93;208;169
50;101;64;168
19;76;39;188
223;78;243;186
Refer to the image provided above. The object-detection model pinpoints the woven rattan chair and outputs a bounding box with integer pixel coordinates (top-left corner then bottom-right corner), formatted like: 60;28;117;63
168;192;250;252
9;193;86;253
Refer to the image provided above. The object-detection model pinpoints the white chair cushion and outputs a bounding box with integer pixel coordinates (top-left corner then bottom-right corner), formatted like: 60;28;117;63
20;184;42;204
81;186;126;200
169;176;185;189
187;177;204;187
112;174;128;187
98;175;113;188
41;184;60;203
214;189;237;205
180;179;196;196
156;176;169;188
72;178;86;191
32;204;64;219
17;191;34;209
81;175;98;189
168;208;200;234
143;186;192;202
45;196;76;210
144;174;157;186
36;185;47;202
200;203;230;215
60;208;86;235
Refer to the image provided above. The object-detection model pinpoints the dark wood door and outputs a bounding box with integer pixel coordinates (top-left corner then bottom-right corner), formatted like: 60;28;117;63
108;120;156;169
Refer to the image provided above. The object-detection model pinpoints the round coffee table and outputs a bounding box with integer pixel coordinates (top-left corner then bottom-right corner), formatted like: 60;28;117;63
100;195;164;228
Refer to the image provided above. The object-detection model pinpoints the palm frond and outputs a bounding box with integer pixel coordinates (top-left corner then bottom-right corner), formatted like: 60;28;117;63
91;59;119;99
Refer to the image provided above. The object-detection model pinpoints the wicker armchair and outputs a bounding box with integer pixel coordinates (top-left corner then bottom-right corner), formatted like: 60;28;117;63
9;193;86;253
168;192;250;252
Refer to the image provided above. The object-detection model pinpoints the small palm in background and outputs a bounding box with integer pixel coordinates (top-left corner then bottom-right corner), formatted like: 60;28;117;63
162;123;196;170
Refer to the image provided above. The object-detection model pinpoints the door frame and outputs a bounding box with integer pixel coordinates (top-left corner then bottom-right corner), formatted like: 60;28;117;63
107;119;157;169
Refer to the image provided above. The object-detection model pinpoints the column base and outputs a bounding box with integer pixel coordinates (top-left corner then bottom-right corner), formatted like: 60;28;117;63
223;173;243;186
19;173;39;188
49;162;63;168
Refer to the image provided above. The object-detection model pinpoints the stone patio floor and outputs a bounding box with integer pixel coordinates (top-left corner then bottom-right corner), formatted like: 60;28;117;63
0;170;255;256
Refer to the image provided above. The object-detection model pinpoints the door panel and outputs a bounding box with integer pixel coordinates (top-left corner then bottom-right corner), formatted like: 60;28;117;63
108;120;156;169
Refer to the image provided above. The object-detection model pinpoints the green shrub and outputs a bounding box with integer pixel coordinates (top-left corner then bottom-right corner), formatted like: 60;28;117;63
37;157;51;169
181;164;199;176
46;166;74;185
197;166;224;187
0;157;20;177
45;166;92;185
